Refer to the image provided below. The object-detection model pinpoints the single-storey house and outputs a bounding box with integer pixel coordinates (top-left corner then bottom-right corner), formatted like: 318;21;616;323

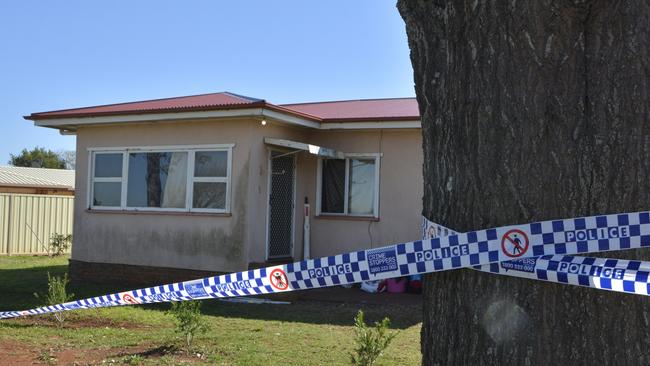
0;165;75;196
25;92;423;284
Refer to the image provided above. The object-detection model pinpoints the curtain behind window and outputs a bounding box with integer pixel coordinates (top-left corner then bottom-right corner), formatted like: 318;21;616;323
321;159;345;213
348;159;375;215
162;152;188;208
127;152;187;208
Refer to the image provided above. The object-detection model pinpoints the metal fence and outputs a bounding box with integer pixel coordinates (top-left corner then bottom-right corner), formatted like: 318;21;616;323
0;193;74;255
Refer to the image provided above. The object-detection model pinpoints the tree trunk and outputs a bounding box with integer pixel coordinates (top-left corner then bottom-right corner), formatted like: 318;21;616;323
397;1;650;365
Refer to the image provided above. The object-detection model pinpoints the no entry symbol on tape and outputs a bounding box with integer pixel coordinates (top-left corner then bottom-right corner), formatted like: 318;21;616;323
269;268;289;291
501;229;529;258
120;292;141;305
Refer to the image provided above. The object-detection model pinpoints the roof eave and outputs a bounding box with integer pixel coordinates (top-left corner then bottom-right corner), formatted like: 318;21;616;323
24;101;270;121
320;120;421;130
27;105;323;130
0;182;74;190
27;106;421;130
321;116;421;123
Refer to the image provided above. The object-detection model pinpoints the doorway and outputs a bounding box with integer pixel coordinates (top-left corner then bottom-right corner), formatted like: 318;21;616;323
266;151;295;259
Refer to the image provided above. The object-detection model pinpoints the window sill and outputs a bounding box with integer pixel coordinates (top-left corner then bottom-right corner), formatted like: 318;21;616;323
85;209;231;217
315;214;379;222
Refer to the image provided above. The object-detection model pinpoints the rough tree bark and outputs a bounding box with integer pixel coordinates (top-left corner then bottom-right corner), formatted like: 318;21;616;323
397;1;650;365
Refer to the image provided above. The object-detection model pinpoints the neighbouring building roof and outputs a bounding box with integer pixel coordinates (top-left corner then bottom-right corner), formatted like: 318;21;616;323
0;166;75;190
25;92;420;130
280;98;419;122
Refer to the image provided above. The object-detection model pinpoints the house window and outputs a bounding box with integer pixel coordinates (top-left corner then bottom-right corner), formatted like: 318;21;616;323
318;155;380;217
126;152;188;209
89;145;233;213
192;151;229;210
91;153;123;207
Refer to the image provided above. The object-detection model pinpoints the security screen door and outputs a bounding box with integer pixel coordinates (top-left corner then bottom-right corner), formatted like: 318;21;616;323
267;152;295;259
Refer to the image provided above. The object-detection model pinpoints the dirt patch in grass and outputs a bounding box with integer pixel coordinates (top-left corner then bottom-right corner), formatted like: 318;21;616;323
0;339;204;365
112;344;207;363
10;315;145;330
0;340;39;365
59;343;205;365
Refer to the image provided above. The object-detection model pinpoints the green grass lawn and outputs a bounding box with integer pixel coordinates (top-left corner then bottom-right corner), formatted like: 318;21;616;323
0;256;422;365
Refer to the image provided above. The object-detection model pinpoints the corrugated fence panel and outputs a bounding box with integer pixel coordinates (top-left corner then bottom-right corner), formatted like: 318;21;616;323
0;195;8;254
0;193;74;255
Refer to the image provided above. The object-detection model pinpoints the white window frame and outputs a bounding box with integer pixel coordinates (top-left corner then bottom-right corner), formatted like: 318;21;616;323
190;149;233;213
87;144;234;213
316;153;381;218
88;151;125;210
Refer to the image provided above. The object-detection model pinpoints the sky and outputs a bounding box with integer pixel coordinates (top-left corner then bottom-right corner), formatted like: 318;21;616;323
0;1;414;165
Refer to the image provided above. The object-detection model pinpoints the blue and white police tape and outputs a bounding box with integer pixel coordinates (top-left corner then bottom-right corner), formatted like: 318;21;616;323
422;218;650;295
2;210;650;319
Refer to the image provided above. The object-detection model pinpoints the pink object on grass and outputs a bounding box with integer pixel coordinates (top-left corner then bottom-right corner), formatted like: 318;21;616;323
386;278;408;293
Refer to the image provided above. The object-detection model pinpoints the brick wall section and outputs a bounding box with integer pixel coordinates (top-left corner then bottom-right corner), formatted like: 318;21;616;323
69;259;225;287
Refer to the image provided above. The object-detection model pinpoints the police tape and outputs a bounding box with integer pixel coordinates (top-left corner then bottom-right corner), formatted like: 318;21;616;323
422;219;650;295
1;210;649;319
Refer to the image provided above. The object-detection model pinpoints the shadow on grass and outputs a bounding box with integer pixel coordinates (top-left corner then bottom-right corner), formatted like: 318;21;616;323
0;263;422;330
113;344;178;358
0;264;71;310
109;344;206;364
0;264;129;311
196;298;422;329
131;345;177;357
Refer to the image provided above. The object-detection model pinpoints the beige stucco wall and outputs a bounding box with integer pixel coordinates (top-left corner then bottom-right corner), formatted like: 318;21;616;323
300;130;424;258
74;118;260;273
73;118;422;273
244;126;423;264
243;121;309;264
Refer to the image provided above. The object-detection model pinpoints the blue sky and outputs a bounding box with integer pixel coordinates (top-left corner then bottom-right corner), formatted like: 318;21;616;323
0;1;414;164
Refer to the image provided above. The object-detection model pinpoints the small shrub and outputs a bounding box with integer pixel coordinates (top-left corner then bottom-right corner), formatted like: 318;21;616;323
168;301;210;351
34;272;74;325
350;310;397;366
121;354;144;365
37;349;57;365
48;233;72;257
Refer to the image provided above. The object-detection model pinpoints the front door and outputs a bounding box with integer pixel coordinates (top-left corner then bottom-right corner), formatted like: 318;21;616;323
267;151;295;259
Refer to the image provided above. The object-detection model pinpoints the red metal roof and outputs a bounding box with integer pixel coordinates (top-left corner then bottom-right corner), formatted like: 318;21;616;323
26;92;419;123
280;98;419;122
27;92;265;119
